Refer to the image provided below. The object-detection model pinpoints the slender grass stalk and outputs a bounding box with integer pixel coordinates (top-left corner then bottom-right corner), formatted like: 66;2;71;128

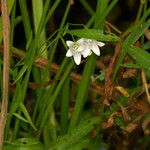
10;1;16;47
11;0;61;139
0;0;15;43
15;0;52;83
47;1;71;77
0;61;2;99
135;0;144;23
35;1;72;131
4;1;16;138
21;0;61;107
19;0;32;44
31;0;49;108
0;0;10;149
79;0;94;15
5;82;22;139
60;78;70;135
32;0;44;32
11;0;33;139
112;9;150;81
32;0;48;57
68;55;97;132
101;0;118;22
35;57;69;126
82;0;120;33
38;61;74;136
68;0;108;132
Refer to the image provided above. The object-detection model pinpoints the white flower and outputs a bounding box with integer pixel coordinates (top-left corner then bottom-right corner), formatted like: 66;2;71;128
66;38;105;65
78;38;105;58
66;40;84;65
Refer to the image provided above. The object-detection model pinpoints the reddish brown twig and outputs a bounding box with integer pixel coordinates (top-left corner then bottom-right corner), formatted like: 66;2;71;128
0;47;104;95
104;42;121;105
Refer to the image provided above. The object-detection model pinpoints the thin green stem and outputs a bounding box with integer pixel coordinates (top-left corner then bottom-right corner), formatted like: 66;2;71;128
35;1;71;131
79;0;94;15
60;78;70;135
19;0;32;42
68;0;108;132
38;61;74;136
135;1;144;23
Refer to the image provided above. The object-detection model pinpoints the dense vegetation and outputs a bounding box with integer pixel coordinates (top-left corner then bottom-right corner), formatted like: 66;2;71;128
0;0;150;149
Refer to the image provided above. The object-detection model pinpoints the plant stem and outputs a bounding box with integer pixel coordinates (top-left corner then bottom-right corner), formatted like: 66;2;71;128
0;0;10;149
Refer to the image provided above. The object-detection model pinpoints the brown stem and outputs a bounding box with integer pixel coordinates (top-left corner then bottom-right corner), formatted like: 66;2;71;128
104;42;121;105
0;0;10;149
0;46;104;96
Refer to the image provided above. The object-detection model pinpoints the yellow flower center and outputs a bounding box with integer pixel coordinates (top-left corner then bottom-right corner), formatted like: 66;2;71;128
72;43;79;52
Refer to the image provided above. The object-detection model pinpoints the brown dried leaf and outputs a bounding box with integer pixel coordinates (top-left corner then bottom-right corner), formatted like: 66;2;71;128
125;123;138;133
144;29;150;40
103;112;121;128
142;116;150;135
115;86;130;98
123;69;137;78
118;103;131;121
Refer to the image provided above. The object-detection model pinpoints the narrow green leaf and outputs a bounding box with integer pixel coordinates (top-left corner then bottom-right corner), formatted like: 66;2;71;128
26;32;33;50
79;0;94;15
60;78;70;135
4;138;45;150
51;117;99;150
128;46;150;70
94;0;108;28
68;55;96;132
66;138;90;150
39;61;74;129
122;62;142;69
142;41;150;50
19;0;33;43
102;0;118;21
13;113;28;123
112;19;150;80
66;29;119;42
19;103;37;130
14;64;28;83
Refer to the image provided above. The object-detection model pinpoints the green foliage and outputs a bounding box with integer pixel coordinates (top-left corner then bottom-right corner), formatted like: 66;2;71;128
128;46;150;70
0;0;150;149
66;29;119;42
4;138;45;150
51;117;99;150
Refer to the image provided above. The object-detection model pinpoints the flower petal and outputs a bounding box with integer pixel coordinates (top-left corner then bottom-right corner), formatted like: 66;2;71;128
66;41;74;47
77;45;84;52
97;41;105;47
82;48;92;58
77;38;85;44
66;49;73;57
73;53;81;65
91;44;100;56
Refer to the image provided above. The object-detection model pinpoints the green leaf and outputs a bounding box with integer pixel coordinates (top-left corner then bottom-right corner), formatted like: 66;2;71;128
122;62;142;69
14;64;28;83
112;18;150;80
4;138;45;150
26;32;33;50
66;29;119;42
142;41;150;50
128;46;150;70
65;138;90;150
13;113;29;123
19;103;37;130
68;55;96;131
51;117;99;150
